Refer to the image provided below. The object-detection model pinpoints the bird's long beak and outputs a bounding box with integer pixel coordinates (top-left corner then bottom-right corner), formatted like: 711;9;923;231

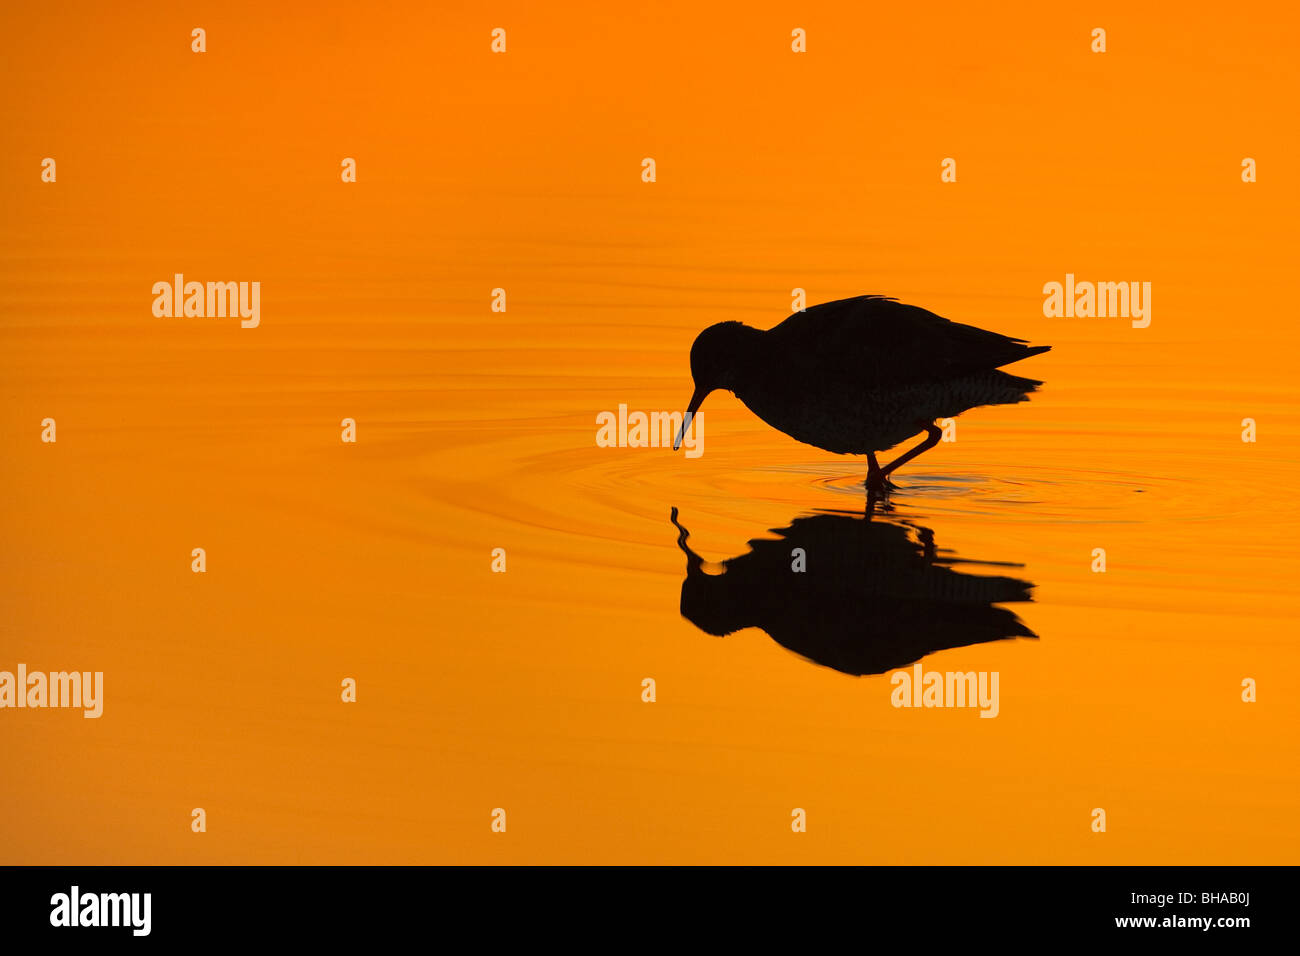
673;386;708;451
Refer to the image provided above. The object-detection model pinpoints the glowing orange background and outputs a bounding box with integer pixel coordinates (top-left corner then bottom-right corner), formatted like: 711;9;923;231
2;1;1297;863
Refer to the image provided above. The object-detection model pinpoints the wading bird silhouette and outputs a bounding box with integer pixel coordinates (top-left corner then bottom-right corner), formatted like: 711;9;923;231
670;507;1037;676
673;295;1051;492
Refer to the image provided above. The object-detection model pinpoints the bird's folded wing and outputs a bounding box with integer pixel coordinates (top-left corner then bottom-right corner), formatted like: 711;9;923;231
769;295;1045;388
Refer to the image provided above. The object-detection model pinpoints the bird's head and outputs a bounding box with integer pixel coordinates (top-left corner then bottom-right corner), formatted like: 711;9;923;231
674;321;755;450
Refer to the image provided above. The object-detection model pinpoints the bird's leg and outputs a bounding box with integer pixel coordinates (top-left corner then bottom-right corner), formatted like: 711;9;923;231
879;423;944;479
866;451;895;495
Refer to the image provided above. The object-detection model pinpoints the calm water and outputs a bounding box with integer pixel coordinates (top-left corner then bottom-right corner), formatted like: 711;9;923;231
2;1;1297;863
4;305;1297;863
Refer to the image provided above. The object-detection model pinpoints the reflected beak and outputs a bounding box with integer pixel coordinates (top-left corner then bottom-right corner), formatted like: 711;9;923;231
673;386;709;451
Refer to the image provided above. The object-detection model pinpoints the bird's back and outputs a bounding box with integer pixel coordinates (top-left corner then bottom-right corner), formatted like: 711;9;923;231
766;295;1049;388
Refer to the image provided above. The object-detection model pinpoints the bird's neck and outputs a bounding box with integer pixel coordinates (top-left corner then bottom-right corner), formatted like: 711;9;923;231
721;325;766;392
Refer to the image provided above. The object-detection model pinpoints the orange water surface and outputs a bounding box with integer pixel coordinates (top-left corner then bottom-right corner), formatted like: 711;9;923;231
1;1;1297;863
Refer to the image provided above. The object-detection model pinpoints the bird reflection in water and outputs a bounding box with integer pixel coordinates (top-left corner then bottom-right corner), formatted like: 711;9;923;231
670;506;1037;676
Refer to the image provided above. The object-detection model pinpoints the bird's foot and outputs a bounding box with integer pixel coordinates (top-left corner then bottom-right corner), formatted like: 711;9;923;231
866;472;898;495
